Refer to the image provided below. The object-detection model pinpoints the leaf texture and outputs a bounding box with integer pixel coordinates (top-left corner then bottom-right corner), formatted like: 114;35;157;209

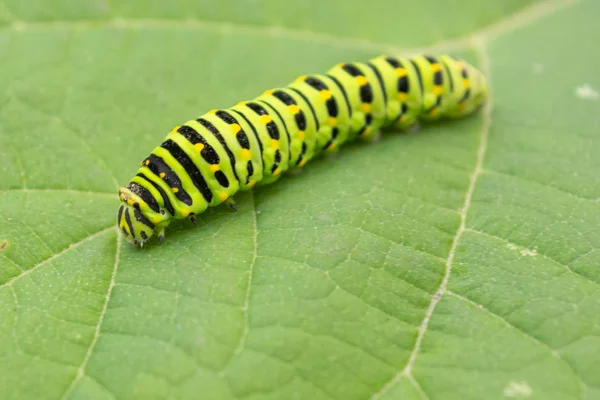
1;1;599;399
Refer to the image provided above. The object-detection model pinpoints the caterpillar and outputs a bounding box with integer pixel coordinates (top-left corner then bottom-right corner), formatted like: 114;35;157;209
117;54;488;247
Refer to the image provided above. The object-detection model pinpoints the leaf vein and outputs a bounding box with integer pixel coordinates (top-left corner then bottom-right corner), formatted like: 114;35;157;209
60;234;122;399
0;226;115;289
0;188;115;197
2;0;578;60
465;228;599;287
483;168;600;205
218;191;258;375
447;290;587;398
369;38;493;400
12;96;121;191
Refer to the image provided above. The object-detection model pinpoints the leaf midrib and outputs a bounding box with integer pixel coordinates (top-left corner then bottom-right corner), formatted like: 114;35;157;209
0;0;577;59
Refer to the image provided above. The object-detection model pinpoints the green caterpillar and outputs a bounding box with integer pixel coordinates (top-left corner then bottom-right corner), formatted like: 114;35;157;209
117;54;488;247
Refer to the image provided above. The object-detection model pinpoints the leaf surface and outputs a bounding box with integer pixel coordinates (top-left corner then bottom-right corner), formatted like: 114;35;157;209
1;1;599;399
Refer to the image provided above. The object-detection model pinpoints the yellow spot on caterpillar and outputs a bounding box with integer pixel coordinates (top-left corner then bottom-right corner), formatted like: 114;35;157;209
362;127;372;136
171;125;180;132
396;67;407;77
208;109;218;114
356;76;368;86
297;75;307;82
456;62;464;70
145;160;150;166
273;168;281;176
260;115;272;124
219;193;228;201
237;101;247;106
240;149;251;161
463;79;470;88
209;164;220;172
271;139;279;149
172;187;179;193
329;117;337;126
431;63;441;72
194;143;205;152
296;130;305;140
319;90;332;100
288;104;300;114
429;108;440;117
181;209;189;217
432;85;443;96
127;199;133;206
327;142;337;151
231;123;241;133
263;89;274;95
151;216;161;224
247;180;256;188
397;93;407;102
159;172;166;178
298;159;307;167
361;103;372;113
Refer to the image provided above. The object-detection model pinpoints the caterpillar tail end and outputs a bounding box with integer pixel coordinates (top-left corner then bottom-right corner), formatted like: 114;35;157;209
445;58;489;119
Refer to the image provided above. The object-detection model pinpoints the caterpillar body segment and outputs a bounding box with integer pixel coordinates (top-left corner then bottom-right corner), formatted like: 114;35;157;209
117;54;488;246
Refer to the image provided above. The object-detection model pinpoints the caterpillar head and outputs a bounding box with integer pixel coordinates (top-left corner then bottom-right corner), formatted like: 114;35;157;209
117;203;156;247
117;185;168;247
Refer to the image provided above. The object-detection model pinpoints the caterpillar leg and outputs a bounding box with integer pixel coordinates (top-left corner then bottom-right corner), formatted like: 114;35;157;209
189;214;198;227
323;147;340;161
225;197;238;212
364;129;382;144
408;122;421;134
157;229;166;245
323;137;340;159
286;167;304;176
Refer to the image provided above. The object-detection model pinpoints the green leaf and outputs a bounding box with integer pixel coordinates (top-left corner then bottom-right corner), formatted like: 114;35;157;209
1;0;599;399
